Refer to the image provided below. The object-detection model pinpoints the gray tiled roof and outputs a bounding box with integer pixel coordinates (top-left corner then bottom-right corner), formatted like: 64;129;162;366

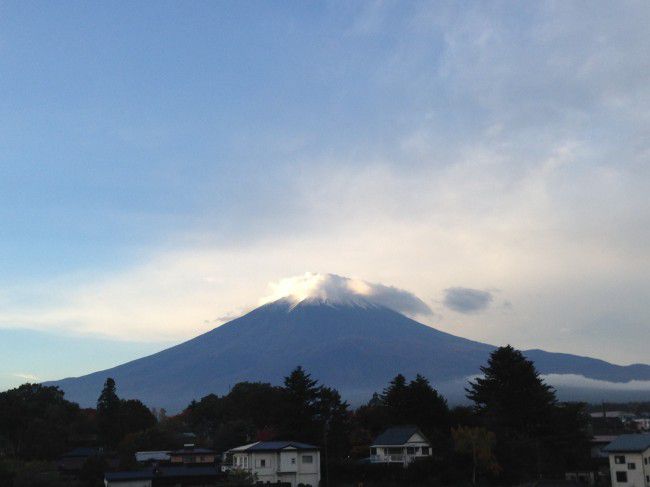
372;425;427;446
603;434;650;453
232;441;319;452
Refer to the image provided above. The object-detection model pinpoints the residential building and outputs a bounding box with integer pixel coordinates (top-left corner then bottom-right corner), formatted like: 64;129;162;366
58;447;102;473
169;445;216;465
604;433;650;487
226;441;320;487
135;451;171;464
370;425;432;466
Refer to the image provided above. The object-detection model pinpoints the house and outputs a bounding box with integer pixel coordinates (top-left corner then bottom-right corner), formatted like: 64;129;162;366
603;433;650;486
169;445;216;465
135;451;172;464
58;447;119;475
58;447;101;473
104;465;221;487
226;441;320;487
370;425;432;465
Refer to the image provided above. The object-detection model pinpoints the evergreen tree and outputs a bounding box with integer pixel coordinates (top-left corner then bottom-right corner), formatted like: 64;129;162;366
97;378;122;447
466;346;558;483
380;374;409;423
405;374;449;443
466;345;556;436
317;386;351;460
281;366;321;441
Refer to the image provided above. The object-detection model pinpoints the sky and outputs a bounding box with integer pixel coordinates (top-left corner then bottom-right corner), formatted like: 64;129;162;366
1;1;650;390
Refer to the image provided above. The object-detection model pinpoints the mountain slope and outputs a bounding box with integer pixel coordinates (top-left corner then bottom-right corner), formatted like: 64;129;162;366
47;299;650;410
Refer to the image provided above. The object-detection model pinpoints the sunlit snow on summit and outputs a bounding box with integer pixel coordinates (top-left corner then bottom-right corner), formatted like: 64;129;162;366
260;273;432;316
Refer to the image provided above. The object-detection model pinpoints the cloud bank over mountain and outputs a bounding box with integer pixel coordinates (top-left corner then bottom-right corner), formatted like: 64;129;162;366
261;273;432;316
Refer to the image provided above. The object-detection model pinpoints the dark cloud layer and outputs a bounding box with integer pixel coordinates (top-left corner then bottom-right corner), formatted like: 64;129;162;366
443;287;493;314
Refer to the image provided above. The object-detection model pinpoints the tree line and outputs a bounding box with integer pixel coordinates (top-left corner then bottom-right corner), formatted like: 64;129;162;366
0;345;592;486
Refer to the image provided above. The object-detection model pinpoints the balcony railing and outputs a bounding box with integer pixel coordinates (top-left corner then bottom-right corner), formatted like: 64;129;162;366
370;454;418;464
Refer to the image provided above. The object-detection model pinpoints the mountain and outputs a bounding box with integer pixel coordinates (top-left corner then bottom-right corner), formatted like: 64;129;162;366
47;298;650;411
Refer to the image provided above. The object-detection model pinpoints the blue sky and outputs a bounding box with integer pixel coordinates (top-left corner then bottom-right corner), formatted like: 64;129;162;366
2;1;650;391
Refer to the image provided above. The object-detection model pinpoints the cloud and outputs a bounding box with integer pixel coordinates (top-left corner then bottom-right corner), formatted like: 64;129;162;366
13;373;38;382
443;287;493;314
261;273;432;316
1;2;650;369
542;374;650;391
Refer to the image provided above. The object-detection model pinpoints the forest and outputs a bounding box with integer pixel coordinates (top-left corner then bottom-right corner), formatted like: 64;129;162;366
0;346;594;486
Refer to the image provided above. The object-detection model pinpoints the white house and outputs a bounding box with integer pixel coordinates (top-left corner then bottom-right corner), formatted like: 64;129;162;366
370;425;432;466
604;433;650;487
226;441;320;487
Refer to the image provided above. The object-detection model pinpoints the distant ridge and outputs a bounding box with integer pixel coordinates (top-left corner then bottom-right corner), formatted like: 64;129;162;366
46;298;650;411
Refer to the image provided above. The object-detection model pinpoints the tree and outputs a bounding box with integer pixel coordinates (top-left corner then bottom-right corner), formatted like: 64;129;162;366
0;383;85;459
452;426;500;485
119;399;156;437
466;346;556;436
97;378;122;447
404;375;449;444
466;346;569;483
380;374;409;423
281;366;321;441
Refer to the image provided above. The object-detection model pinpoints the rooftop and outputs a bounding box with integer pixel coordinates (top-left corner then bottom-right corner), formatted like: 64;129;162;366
170;447;215;455
372;425;428;446
603;434;650;453
229;441;319;452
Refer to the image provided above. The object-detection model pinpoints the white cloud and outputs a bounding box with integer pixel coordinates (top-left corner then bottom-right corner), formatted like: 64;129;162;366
1;2;650;368
260;272;432;316
542;374;650;392
13;373;38;382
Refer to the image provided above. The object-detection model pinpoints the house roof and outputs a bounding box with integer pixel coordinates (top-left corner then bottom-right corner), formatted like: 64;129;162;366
372;426;428;446
603;434;650;453
60;447;100;458
229;441;319;452
105;465;220;481
170;447;215;455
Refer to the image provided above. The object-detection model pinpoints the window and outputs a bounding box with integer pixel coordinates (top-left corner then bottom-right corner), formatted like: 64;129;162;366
628;463;636;470
646;475;649;483
291;458;296;465
421;447;430;455
259;459;266;467
302;455;313;464
406;447;416;454
615;456;626;464
616;471;627;483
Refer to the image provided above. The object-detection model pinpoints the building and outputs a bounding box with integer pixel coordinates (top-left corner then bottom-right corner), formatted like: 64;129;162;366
169;445;216;465
58;447;102;473
226;441;320;487
135;451;171;464
104;465;221;487
604;433;650;486
58;447;119;475
370;425;432;465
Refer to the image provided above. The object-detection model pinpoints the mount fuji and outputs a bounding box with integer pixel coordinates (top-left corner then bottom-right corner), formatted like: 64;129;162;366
48;295;650;411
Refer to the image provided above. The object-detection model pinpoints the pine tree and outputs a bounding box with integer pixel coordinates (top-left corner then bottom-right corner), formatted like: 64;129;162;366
466;346;558;482
97;378;122;447
466;345;556;436
281;366;321;441
381;374;409;423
